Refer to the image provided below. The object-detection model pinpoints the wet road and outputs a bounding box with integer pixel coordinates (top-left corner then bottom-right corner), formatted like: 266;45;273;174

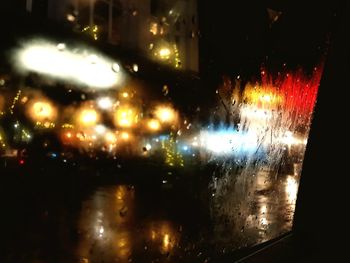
0;163;299;263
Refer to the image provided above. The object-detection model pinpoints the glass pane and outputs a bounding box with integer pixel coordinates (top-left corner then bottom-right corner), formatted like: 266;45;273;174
0;1;333;262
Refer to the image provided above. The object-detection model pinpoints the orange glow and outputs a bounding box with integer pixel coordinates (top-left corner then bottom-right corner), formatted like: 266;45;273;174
150;22;158;35
105;132;117;144
147;119;161;131
78;108;99;127
243;84;284;109
120;132;130;140
114;106;138;128
29;100;57;122
155;106;177;123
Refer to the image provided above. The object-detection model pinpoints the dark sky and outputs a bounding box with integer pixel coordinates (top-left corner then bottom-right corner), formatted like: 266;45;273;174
198;0;341;77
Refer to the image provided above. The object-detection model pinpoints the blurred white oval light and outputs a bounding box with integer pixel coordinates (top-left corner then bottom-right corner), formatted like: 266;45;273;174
57;43;66;51
95;124;107;135
97;97;113;110
66;14;76;22
112;63;120;73
16;39;121;89
145;143;152;151
132;64;139;72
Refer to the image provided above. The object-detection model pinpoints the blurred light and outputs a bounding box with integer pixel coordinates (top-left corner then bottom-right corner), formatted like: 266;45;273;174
97;97;113;110
62;123;74;129
79;109;99;126
199;129;261;157
21;96;28;104
29;101;57;122
145;143;152;151
279;131;304;147
150;22;158;35
112;63;120;73
66;14;75;22
121;132;129;140
16;39;121;88
95;124;107;135
147;119;161;131
155;106;176;123
151;230;156;240
32;102;54;119
243;86;284;108
159;48;171;59
19;159;25;165
132;64;139;72
163;234;169;248
240;107;272;120
122;92;129;98
57;43;66;51
105;132;117;144
115;106;138;128
286;176;298;204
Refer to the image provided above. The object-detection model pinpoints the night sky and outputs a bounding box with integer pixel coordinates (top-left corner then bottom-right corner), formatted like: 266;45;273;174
198;0;341;77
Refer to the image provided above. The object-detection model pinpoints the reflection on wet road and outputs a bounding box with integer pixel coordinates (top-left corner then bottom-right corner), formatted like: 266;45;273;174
77;185;182;262
0;163;299;263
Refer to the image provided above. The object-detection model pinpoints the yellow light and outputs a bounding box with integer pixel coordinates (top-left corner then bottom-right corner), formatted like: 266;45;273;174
62;123;74;129
155;106;176;123
76;132;86;141
21;96;28;104
28;100;57;123
243;84;284;108
35;121;55;129
66;132;72;139
122;92;129;98
78;109;99;126
105;132;117;144
120;132;129;140
159;48;171;59
147;119;161;131
151;230;156;240
115;106;138;128
163;234;170;248
32;102;53;119
150;22;158;35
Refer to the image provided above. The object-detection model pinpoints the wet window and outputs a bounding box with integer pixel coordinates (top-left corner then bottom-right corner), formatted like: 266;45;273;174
0;1;335;262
